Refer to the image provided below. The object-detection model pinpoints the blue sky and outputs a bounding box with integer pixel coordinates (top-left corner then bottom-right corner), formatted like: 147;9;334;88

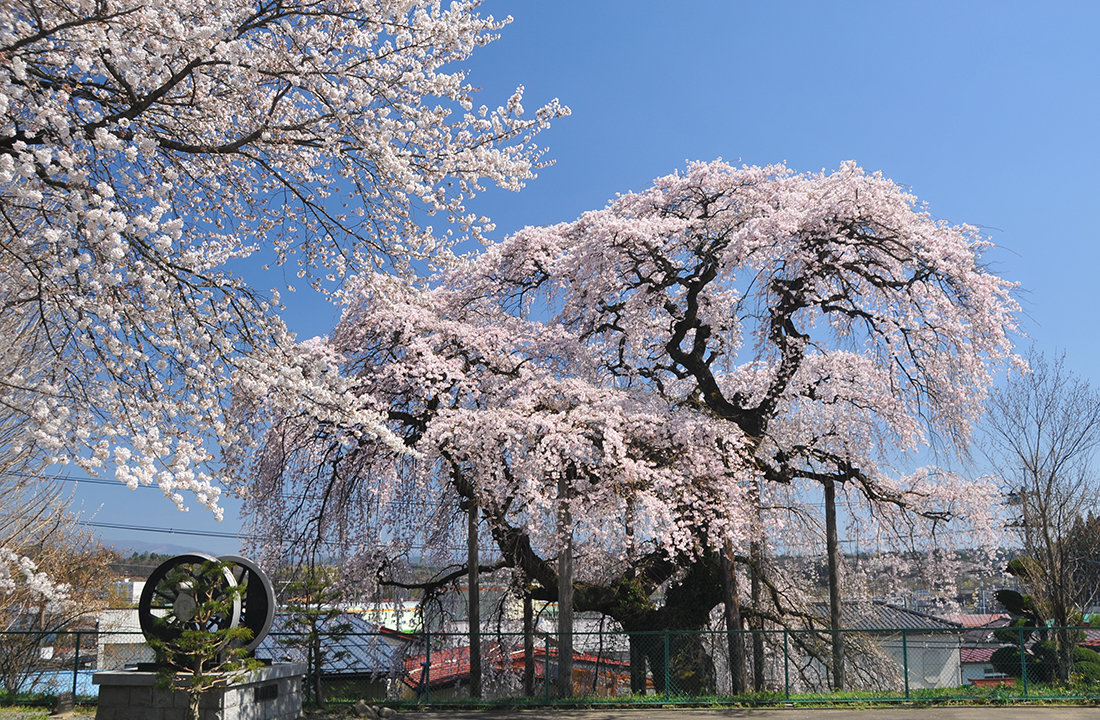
74;1;1100;556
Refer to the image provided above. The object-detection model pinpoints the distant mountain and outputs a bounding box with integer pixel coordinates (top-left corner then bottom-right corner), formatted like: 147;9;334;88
102;537;237;557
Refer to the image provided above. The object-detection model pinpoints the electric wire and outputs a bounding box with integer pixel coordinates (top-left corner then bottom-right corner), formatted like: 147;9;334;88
77;519;474;553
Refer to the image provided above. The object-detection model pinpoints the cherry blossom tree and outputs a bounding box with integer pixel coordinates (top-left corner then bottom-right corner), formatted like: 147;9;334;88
0;0;567;513
243;161;1018;693
0;287;52;484
0;265;116;692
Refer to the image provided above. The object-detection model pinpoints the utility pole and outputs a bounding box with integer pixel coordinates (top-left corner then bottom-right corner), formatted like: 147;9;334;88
721;539;748;694
824;477;845;691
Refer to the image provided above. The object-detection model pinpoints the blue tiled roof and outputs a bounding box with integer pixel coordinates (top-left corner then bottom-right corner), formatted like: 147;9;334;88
256;612;414;677
846;602;962;631
810;601;963;631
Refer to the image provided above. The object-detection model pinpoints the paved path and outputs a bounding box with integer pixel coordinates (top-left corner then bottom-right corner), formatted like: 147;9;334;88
407;707;1100;720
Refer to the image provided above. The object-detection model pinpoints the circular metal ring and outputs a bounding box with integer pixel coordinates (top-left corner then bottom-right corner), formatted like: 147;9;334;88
218;555;276;653
138;552;242;649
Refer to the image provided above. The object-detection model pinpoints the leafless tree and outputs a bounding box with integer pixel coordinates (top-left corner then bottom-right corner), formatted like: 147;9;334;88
0;477;118;694
983;349;1100;682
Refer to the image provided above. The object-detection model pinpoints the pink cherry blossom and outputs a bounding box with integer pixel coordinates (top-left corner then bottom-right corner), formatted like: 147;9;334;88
242;161;1019;627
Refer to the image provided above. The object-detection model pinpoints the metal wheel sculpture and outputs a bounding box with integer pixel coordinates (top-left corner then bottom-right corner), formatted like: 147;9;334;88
218;555;275;653
138;552;242;648
138;552;277;659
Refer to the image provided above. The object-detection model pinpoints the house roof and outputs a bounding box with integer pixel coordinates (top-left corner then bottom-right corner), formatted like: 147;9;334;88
961;646;1001;664
1074;628;1100;650
961;627;1100;662
938;613;1012;644
403;642;631;689
843;602;962;632
257;612;414;677
941;613;1011;628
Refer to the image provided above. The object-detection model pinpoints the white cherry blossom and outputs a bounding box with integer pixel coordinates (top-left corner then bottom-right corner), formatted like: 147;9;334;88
0;0;567;512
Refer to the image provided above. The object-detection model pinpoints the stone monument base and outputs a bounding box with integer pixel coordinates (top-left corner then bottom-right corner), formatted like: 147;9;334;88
93;662;305;720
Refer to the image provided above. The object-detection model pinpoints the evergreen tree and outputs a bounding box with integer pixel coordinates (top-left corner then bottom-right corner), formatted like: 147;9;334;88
147;560;260;720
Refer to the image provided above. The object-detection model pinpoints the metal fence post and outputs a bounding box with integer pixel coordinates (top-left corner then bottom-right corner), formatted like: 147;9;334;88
544;633;551;704
783;628;790;701
424;629;431;704
663;631;670;702
72;632;81;697
902;630;909;700
1018;625;1028;697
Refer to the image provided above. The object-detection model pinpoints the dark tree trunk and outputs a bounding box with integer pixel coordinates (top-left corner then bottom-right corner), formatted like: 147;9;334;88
824;478;845;691
483;486;725;697
624;500;649;694
642;631;717;697
523;591;535;696
750;540;765;691
467;499;481;698
1052;598;1073;683
614;552;724;696
629;636;648;694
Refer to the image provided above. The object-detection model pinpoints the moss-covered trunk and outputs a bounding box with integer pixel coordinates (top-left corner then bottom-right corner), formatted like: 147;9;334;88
612;552;724;696
485;497;727;696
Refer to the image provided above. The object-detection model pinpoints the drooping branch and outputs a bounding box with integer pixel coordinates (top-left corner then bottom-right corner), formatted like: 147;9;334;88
379;560;507;596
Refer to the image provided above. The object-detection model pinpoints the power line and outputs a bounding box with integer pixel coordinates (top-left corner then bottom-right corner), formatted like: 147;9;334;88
78;520;471;554
7;471;159;489
82;521;252;540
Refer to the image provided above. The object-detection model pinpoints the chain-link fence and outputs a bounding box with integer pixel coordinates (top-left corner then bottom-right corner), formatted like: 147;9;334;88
0;631;97;700
3;625;1100;705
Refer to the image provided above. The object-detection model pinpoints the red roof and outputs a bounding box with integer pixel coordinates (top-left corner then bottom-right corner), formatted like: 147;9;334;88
961;646;1000;664
1075;628;1100;650
404;642;630;689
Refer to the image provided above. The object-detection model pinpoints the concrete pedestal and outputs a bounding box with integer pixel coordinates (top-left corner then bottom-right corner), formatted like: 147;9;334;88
93;662;305;720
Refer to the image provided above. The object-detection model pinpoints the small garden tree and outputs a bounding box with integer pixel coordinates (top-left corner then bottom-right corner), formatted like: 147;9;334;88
280;566;351;709
146;559;260;720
